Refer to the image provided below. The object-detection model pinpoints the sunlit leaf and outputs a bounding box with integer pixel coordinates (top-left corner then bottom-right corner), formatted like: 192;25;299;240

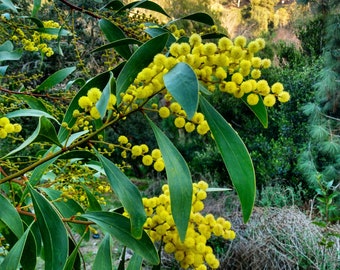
2;116;62;158
96;152;146;239
164;62;199;120
147;117;192;242
35;67;76;92
82;212;159;265
6;109;59;123
117;0;169;17
93;234;113;270
199;96;255;222
116;33;168;103
168;12;214;26
28;185;68;270
31;0;41;17
0;193;24;238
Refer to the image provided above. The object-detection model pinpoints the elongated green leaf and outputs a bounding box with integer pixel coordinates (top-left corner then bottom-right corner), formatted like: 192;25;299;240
63;233;85;270
116;33;168;103
0;65;8;75
35;67;76;92
29;156;58;187
147;117;192;242
127;254;143;270
41;188;87;236
92;38;143;53
6;109;59;123
96;152;146;239
99;19;132;59
1;0;17;12
31;0;41;17
101;0;124;10
117;0;169;17
34;27;70;36
0;224;31;270
0;193;24;238
164;62;199;120
58;71;111;142
175;12;214;26
0;40;13;51
199;96;255;222
2;116;62;158
93;234;113;270
65;78;85;91
28;185;68;270
20;220;37;270
58;150;95;160
144;27;176;48
82;212;159;265
0;50;22;61
14;95;48;112
96;72;113;119
82;185;102;211
242;94;268;128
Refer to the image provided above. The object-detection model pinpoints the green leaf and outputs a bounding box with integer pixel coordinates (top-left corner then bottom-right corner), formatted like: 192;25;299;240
41;188;87;236
14;95;48;112
147;117;192;242
63;233;85;270
28;185;68;270
242;94;268;128
144;27;176;48
29;156;58;187
92;38;143;53
99;19;132;59
199;96;255;222
168;12;214;26
82;212;159;265
0;65;8;75
31;0;41;17
0;50;22;61
2;116;62;158
58;71;111;142
93;234;113;270
35;67;76;92
0;224;32;270
82;185;102;211
65;78;86;91
0;193;24;238
101;0;124;10
0;40;13;51
6;109;59;123
164;62;199;120
117;0;170;17
58;150;95;160
0;0;17;12
116;33;168;103
96;152;146;239
20;221;37;270
96;72;114;119
127;254;143;270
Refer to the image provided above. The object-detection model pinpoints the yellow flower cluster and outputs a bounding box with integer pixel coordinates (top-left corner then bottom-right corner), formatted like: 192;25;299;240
158;102;210;135
12;20;60;57
117;135;165;172
75;87;117;121
131;181;235;269
0;117;22;139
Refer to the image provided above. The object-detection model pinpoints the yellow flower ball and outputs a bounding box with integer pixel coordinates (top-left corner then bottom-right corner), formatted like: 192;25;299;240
247;93;260;105
247;41;260;53
178;43;191;56
13;124;22;133
255;38;266;49
0;129;7;139
169;43;180;57
197;121;209;135
234;35;247;48
131;145;143;156
90;107;101;119
230;46;244;59
78;96;93;110
185;122;196;133
251;69;261;79
164;242;176;253
142;155;153;166
118;135;128;144
174;117;186;128
189;33;202;47
202;43;217;56
262;58;271;68
87;87;102;103
263;94;276;107
251;57;262;68
169;102;181;113
4;123;14;133
158;106;171;118
231;73;243;84
240;81;253;93
256;80;270;96
215;67;227;80
107;94;117;109
151;149;162;159
278;91;290;103
240;59;251;70
191;112;205;124
271;82;284;94
218;37;233;51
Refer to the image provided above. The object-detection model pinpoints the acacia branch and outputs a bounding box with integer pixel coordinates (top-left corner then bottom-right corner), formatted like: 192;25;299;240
59;0;101;19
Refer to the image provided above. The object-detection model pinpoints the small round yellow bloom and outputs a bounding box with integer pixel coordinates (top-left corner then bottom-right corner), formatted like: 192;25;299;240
271;82;284;94
251;57;262;68
240;81;253;93
263;94;276;107
4;124;14;133
131;145;143;156
169;102;181;113
154;159;165;172
218;37;233;51
142;155;153;166
174;117;186;128
107;94;117;109
151;149;162;159
158;106;171;118
0;129;7;139
90;107;101;119
189;33;202;47
230;46;243;59
251;69;261;79
262;58;271;68
231;73;243;84
202;43;217;55
247;93;260;105
234;35;247;48
278;91;290;102
118;135;128;144
185;122;195;133
13;124;22;133
215;67;227;80
78;96;93;111
87;87;102;103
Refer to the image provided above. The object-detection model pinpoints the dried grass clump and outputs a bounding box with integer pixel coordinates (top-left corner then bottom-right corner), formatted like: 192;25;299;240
220;206;340;270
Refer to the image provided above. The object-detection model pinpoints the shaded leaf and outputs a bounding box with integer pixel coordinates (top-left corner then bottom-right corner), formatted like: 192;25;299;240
14;95;48;112
96;152;146;239
0;40;13;51
93;234;113;270
0;50;22;61
242;94;268;128
92;38;143;53
0;193;24;238
35;67;76;92
117;0;169;17
147;117;192;242
199;96;255;222
164;62;199;120
116;33;168;103
127;254;143;270
99;19;132;59
101;0;124;10
144;27;176;49
0;224;32;270
28;185;68;270
168;12;214;26
82;212;159;265
82;185;102;212
0;0;17;13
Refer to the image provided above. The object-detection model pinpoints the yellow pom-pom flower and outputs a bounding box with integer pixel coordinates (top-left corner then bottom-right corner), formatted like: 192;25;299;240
218;37;233;51
234;35;247;48
247;93;260;105
278;91;290;103
174;117;186;128
271;82;284;94
154;158;165;172
118;135;128;144
158;106;171;118
231;72;243;84
263;94;276;107
189;33;202;47
78;96;93;111
90;107;101;119
87;87;102;103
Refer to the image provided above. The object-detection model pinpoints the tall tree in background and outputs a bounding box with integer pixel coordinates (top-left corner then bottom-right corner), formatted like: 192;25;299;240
298;0;340;221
